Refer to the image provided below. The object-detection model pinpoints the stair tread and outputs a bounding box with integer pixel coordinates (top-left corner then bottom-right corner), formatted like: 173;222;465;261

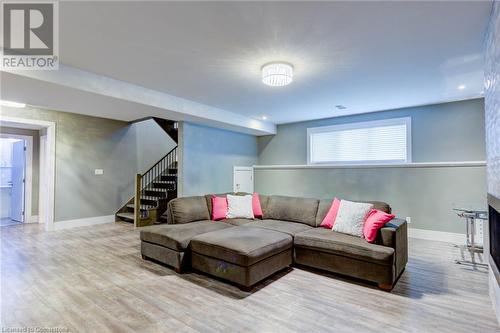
146;188;172;192
126;204;155;210
116;212;134;220
141;196;161;201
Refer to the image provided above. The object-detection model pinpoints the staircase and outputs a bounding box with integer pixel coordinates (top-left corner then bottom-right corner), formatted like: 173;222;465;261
115;118;178;227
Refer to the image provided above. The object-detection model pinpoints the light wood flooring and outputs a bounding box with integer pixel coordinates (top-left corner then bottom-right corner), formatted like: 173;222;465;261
1;222;498;333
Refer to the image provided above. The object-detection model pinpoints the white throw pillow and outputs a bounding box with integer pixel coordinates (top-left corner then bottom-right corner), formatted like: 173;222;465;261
332;200;373;238
226;194;254;219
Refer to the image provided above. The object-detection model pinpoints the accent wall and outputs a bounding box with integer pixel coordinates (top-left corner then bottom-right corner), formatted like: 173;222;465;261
179;122;258;197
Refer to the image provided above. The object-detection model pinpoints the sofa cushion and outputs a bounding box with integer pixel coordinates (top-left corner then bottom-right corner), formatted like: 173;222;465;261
316;199;391;226
242;219;312;236
191;227;292;266
220;218;253;226
264;196;319;227
294;228;394;266
211;196;228;221
140;221;232;251
227;194;254;219
368;201;392;214
258;194;270;215
319;198;341;229
252;193;263;218
168;196;210;224
332;200;373;238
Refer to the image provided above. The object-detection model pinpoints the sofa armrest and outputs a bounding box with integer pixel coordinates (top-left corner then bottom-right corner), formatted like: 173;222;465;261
379;218;408;279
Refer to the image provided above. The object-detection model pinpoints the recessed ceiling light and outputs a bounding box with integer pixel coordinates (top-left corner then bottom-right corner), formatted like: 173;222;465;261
335;105;347;110
262;62;293;87
0;99;26;108
262;116;268;120
458;85;466;90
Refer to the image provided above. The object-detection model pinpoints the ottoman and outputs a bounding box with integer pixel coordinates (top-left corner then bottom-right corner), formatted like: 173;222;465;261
140;221;233;273
190;227;293;290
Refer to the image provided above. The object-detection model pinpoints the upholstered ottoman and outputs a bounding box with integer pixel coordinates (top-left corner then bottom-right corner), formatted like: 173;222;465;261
190;227;293;290
140;221;233;273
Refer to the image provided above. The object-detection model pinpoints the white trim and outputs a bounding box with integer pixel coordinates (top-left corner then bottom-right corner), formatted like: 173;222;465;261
307;117;412;165
0;133;33;224
0;115;57;231
409;227;465;244
53;215;115;231
253;161;486;170
39;134;47;225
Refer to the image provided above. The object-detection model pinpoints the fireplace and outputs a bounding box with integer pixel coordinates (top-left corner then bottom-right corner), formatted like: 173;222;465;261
490;195;500;270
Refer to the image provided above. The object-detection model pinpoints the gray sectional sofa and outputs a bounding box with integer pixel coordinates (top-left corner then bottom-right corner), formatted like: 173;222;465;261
140;194;408;291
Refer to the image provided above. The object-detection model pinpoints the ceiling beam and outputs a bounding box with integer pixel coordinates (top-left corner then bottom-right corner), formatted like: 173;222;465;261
1;65;276;136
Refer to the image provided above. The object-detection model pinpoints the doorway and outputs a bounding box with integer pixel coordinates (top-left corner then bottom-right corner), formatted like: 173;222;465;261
0;116;56;231
0;135;32;226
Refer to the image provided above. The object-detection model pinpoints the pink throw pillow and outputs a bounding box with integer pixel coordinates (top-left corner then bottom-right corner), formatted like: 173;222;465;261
320;198;341;229
211;196;228;221
252;193;263;219
363;209;395;243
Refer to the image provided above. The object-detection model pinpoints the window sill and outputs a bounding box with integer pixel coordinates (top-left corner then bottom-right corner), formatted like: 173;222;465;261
253;161;486;170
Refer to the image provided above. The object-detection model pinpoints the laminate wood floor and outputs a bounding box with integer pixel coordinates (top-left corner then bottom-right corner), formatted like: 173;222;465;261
1;222;498;333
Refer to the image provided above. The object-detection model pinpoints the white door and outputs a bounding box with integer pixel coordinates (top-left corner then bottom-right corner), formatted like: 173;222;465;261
10;140;25;222
233;166;254;193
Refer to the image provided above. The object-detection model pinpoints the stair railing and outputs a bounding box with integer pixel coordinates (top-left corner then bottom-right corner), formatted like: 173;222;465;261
134;146;177;226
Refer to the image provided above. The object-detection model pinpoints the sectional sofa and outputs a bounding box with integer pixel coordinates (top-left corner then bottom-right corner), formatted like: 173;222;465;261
140;194;408;291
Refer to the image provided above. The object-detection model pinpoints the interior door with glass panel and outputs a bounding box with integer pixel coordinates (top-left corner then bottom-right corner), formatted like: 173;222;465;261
10;140;25;222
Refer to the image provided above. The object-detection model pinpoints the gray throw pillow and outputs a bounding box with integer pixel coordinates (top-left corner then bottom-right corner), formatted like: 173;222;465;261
332;200;373;237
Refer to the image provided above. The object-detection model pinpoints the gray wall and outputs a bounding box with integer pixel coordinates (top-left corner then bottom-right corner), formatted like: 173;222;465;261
0;107;172;223
259;99;485;164
0;127;40;215
255;167;486;233
180;122;258;196
485;2;500;201
132;119;177;174
256;99;487;234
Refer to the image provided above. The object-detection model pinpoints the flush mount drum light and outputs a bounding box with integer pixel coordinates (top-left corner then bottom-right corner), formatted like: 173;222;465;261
261;62;294;87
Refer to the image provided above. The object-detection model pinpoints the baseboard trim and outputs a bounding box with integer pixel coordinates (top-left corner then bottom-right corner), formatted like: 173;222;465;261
408;227;465;244
27;215;39;223
54;215;115;230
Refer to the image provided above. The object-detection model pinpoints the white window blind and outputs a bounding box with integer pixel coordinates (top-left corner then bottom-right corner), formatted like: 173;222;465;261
307;118;411;165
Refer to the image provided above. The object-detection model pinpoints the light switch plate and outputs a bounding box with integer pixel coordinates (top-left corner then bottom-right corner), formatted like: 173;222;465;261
94;169;104;175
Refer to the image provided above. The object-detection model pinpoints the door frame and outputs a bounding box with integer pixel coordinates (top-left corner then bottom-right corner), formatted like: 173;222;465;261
0;115;56;231
0;134;33;223
233;166;254;193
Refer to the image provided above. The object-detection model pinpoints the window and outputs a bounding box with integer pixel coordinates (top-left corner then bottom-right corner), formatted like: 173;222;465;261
307;117;411;165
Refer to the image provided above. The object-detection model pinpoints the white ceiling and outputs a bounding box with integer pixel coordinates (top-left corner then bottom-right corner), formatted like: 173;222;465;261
56;1;491;124
1;1;492;132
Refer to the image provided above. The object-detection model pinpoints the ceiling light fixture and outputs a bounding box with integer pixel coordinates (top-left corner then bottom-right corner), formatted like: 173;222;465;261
262;62;293;87
0;99;26;108
458;84;466;90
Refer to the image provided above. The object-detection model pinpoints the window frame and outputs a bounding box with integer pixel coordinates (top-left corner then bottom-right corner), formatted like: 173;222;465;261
306;117;412;165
